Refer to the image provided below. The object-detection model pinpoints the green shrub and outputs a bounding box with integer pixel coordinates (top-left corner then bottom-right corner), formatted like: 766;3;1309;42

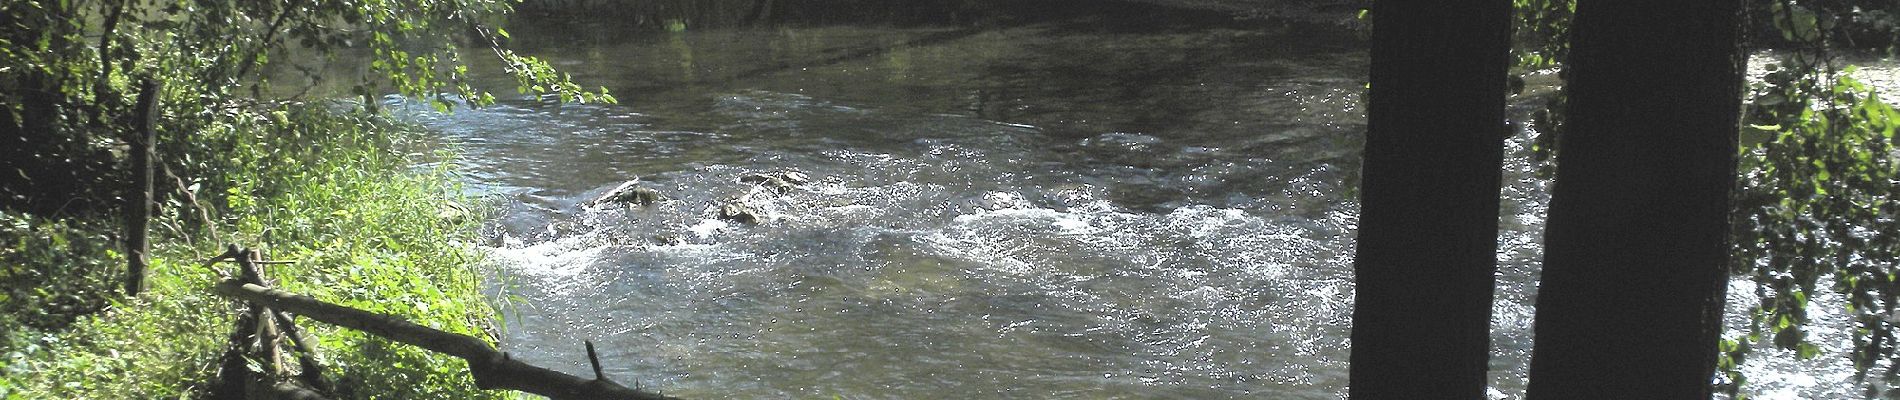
1;104;508;399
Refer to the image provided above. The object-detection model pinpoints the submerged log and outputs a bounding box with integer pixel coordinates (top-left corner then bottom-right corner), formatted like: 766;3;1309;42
212;281;682;400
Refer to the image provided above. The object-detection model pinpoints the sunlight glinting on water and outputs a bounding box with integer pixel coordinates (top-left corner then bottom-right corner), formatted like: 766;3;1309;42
400;11;1900;397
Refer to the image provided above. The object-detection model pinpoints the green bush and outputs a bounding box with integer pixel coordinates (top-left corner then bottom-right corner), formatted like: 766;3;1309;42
1;0;610;396
0;213;121;332
1;105;508;399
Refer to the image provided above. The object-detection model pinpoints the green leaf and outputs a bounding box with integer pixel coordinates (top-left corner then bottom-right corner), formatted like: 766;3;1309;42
1797;343;1821;360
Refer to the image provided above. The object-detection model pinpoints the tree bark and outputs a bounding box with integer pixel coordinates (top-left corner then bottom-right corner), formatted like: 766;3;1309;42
1347;0;1512;398
123;78;158;296
1524;0;1745;397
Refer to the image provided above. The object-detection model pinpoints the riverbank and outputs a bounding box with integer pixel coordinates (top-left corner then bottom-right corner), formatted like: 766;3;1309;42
0;104;510;399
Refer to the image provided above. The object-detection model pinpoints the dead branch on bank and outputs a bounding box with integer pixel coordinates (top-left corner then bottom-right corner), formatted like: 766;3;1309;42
211;278;681;400
210;247;331;400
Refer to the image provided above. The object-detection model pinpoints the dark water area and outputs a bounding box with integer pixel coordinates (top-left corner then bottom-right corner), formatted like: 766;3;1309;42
512;0;1360;31
365;2;1888;398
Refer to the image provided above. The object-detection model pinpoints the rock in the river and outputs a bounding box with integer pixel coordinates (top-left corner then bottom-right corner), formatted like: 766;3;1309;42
739;170;811;193
718;202;764;225
779;171;811;185
588;179;664;207
651;233;685;246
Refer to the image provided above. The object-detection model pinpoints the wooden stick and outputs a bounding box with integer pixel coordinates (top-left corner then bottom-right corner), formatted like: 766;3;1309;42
122;78;158;296
237;248;263;287
212;304;260;399
240;251;286;377
160;163;218;240
586;340;605;381
273;310;329;391
212;281;682;400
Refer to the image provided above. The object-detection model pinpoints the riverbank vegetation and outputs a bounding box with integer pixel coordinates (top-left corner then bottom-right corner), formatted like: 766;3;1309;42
0;0;606;398
3;106;505;399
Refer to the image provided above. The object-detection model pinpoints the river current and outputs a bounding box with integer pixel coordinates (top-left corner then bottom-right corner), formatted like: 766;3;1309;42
371;5;1891;398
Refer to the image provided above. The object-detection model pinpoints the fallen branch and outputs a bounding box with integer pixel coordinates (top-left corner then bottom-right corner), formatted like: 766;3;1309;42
161;163;218;242
211;281;681;400
271;310;328;390
212;248;330;400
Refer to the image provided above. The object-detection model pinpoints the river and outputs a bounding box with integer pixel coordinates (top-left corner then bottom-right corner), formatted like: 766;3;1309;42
372;3;1888;398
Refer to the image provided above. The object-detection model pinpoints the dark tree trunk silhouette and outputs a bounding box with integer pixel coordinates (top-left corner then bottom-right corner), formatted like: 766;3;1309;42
123;78;159;296
1347;0;1512;397
1525;0;1745;397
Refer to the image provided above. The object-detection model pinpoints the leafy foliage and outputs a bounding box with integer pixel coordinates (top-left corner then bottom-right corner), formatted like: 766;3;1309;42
0;0;614;210
2;104;511;399
1727;53;1900;400
0;214;119;332
1511;0;1571;172
215;107;505;399
1710;1;1900;398
1748;0;1900;55
0;0;612;398
1511;0;1572;71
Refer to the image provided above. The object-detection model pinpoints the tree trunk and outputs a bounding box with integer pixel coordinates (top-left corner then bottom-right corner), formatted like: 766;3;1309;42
1347;0;1512;397
123;78;159;296
1524;0;1745;397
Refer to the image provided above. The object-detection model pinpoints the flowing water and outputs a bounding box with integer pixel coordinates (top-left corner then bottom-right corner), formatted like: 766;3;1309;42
367;4;1893;399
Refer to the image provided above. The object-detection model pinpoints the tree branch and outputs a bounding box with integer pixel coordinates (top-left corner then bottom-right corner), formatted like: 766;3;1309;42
212;281;683;400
